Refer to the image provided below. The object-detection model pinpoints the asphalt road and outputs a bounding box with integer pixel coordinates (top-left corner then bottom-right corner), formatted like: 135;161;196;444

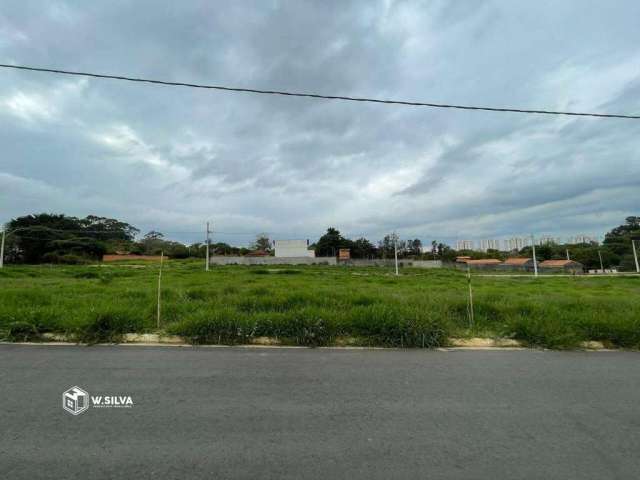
1;345;639;479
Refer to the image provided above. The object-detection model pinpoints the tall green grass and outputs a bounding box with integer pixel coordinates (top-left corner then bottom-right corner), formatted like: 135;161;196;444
0;262;638;349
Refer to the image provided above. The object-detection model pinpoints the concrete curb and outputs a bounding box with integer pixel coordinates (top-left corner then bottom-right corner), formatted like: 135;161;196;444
0;333;603;351
448;337;522;348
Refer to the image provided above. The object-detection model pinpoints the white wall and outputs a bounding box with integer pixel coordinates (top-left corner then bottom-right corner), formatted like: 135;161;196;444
274;239;315;258
209;256;333;265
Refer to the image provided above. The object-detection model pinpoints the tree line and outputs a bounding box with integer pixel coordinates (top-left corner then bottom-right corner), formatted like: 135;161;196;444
2;213;639;271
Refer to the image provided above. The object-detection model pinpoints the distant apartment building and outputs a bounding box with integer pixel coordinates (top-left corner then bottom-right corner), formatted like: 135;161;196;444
504;237;530;251
478;239;500;252
568;234;595;244
274;239;315;258
456;240;474;251
537;236;561;246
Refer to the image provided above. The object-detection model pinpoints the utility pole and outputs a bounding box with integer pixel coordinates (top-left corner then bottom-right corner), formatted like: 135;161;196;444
598;249;604;274
531;235;538;277
632;239;640;273
0;229;5;269
205;222;211;272
393;231;399;276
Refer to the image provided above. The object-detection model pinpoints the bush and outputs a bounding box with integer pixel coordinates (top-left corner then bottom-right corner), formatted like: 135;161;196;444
578;315;640;349
271;313;332;346
508;315;582;349
78;310;145;344
42;252;90;264
5;321;40;342
167;309;254;344
347;305;449;347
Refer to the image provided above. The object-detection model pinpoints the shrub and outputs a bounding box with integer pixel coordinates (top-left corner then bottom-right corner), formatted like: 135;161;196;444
346;305;450;347
167;309;254;344
6;321;40;342
578;315;640;349
41;252;90;264
273;313;332;346
508;315;582;349
78;309;145;344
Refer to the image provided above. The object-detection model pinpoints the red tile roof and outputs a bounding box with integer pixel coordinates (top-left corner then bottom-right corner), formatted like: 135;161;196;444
504;257;532;265
465;259;503;265
539;259;578;267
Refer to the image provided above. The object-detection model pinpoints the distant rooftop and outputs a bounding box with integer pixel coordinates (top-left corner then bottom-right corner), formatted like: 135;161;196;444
504;257;532;265
465;259;502;265
539;259;580;267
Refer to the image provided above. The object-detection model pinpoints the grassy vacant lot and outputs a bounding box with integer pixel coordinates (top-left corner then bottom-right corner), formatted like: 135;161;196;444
1;261;639;349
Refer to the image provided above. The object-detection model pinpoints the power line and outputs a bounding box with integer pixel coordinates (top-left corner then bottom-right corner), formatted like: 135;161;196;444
1;63;638;119
2;226;269;237
2;227;256;235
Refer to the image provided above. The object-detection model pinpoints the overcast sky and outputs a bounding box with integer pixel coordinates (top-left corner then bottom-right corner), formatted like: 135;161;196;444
1;1;639;246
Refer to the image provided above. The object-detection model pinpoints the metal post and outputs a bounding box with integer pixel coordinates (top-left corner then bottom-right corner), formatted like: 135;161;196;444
205;222;210;271
0;229;5;269
598;249;604;274
393;232;399;276
157;251;163;329
531;235;538;277
467;264;474;328
632;239;640;273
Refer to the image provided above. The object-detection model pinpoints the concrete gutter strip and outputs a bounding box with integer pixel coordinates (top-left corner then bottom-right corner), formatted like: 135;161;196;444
122;333;184;344
4;333;604;350
448;338;522;348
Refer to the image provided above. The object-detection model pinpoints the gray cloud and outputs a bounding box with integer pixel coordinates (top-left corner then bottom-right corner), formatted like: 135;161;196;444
1;0;639;247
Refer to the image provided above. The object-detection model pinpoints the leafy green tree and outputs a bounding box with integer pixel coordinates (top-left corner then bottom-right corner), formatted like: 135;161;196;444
80;215;139;241
6;213;136;263
408;239;422;256
352;237;376;259
315;228;347;257
520;242;619;270
252;235;272;252
212;242;233;255
604;216;640;261
140;231;166;254
188;243;206;258
378;235;395;258
570;246;618;270
438;244;457;262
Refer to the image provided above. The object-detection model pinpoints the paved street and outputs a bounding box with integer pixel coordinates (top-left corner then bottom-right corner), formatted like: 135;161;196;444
1;344;639;479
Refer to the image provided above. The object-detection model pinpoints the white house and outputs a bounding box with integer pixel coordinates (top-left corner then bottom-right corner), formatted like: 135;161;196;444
274;239;315;258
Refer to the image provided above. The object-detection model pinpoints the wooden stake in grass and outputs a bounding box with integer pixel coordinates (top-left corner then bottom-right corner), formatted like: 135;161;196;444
467;264;474;329
157;250;164;329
